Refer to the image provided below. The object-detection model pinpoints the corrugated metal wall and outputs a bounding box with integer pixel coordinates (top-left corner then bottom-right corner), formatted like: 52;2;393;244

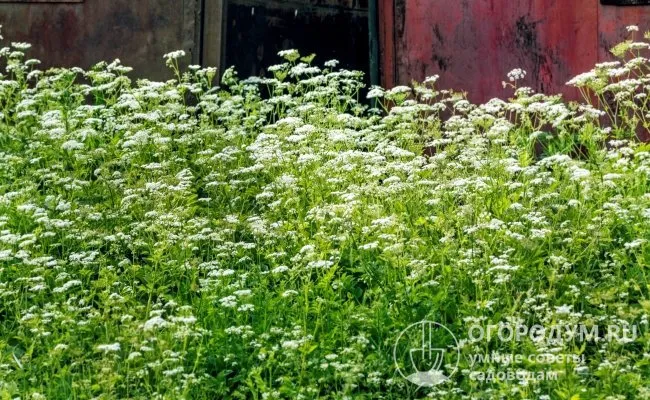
379;0;650;103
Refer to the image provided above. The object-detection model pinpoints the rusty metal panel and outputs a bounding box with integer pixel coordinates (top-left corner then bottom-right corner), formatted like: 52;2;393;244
386;0;599;103
378;0;395;88
380;1;650;102
598;3;650;63
0;0;199;80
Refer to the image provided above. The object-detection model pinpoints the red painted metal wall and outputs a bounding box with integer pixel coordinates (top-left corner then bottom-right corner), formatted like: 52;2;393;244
379;1;650;103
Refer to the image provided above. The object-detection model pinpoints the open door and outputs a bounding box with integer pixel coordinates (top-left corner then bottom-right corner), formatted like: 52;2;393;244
220;0;372;85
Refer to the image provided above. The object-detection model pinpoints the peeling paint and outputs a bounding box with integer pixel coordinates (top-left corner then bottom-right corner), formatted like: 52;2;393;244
382;0;650;103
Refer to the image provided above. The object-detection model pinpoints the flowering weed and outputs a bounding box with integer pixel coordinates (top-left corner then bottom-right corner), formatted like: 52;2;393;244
0;31;650;399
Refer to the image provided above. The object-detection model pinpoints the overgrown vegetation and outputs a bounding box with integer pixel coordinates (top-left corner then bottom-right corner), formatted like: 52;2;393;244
1;27;650;399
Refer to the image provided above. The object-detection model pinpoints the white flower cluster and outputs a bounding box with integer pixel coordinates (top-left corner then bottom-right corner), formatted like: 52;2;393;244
507;68;527;82
0;35;648;400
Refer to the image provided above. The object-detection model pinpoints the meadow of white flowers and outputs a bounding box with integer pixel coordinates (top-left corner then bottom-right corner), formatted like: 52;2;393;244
1;27;650;399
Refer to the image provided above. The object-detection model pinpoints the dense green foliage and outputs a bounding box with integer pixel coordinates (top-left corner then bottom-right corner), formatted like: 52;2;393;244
1;31;650;399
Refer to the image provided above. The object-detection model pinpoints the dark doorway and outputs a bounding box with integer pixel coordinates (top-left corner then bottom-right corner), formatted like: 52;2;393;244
222;0;370;83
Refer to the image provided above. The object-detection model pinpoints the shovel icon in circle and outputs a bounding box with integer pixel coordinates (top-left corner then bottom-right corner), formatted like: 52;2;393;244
406;322;449;386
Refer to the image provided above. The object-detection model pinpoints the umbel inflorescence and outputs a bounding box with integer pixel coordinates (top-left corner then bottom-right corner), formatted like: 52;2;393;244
0;25;650;399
